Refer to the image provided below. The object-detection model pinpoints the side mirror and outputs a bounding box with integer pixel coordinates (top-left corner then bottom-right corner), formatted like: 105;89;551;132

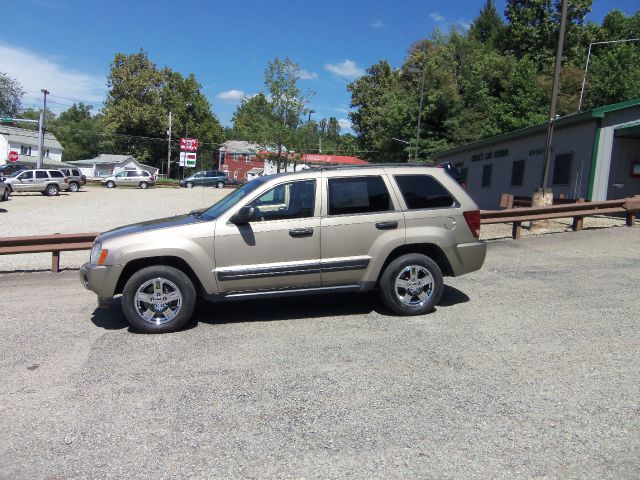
231;206;255;224
0;177;5;182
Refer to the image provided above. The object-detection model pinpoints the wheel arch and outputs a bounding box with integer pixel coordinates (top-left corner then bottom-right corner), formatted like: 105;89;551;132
378;243;453;282
115;256;205;296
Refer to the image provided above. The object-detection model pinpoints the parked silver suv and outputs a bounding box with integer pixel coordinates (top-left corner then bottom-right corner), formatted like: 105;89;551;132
102;170;155;189
58;167;87;192
5;169;70;196
81;165;486;333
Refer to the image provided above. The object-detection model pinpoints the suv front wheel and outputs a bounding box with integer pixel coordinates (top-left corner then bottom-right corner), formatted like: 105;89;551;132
379;253;443;315
121;265;196;333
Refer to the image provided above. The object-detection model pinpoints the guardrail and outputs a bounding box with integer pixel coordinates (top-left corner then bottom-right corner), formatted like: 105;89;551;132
0;232;98;272
482;196;640;239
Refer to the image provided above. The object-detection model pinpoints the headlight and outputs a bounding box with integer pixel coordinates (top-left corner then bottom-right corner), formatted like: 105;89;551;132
90;241;108;265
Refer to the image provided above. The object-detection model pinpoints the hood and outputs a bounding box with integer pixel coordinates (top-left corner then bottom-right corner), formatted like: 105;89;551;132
98;213;207;242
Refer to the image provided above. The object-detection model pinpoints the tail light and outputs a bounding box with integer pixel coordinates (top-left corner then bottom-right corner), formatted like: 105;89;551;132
460;180;468;190
64;177;69;184
149;176;153;181
81;175;86;182
463;210;481;239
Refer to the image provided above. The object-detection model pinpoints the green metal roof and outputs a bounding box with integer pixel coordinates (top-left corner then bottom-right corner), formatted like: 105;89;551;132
434;97;640;159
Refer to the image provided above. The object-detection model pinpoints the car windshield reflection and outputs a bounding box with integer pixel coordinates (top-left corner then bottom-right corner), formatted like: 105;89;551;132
200;176;269;220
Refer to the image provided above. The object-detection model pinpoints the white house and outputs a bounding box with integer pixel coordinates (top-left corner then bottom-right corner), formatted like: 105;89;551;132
69;154;158;178
0;125;63;165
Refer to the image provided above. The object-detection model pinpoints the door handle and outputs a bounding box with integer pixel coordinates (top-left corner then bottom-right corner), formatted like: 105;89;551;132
375;220;398;230
289;227;313;238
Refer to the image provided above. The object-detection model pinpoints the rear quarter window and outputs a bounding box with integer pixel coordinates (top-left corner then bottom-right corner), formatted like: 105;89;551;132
328;176;392;216
49;171;64;178
394;175;458;209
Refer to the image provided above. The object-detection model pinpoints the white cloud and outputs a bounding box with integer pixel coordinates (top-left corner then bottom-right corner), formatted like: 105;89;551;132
430;12;445;22
216;89;246;102
370;19;383;28
324;60;365;79
457;18;471;29
0;43;105;112
338;118;352;131
298;69;318;80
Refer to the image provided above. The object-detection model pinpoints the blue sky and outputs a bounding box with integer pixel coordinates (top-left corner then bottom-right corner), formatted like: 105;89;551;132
1;0;638;132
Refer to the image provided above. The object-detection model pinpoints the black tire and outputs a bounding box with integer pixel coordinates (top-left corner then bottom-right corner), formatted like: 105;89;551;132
185;182;194;189
1;187;8;201
216;181;224;189
379;253;444;316
121;265;196;333
68;182;80;192
45;184;59;196
139;181;148;189
106;180;116;188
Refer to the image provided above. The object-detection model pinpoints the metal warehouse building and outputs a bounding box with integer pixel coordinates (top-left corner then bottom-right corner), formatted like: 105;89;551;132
434;98;640;209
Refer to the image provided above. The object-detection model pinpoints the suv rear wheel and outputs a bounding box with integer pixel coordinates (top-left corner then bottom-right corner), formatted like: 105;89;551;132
121;266;196;333
139;181;149;189
68;182;80;192
379;253;443;315
45;184;59;196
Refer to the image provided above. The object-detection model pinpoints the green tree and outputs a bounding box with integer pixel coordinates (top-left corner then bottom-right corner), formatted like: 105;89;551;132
50;103;103;161
231;93;277;144
503;0;593;69
0;72;25;117
102;49;223;173
469;0;506;47
264;57;308;171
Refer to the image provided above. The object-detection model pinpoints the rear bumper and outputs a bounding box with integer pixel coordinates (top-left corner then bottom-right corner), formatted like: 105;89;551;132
448;241;487;276
79;262;124;302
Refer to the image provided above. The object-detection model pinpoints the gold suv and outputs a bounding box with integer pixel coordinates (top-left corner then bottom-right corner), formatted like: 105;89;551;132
81;165;486;333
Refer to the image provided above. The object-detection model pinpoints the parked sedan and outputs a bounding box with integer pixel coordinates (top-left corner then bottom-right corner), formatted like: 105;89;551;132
179;170;229;189
102;170;155;189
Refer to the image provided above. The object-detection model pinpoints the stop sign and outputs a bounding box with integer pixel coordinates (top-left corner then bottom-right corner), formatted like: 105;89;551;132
8;151;19;162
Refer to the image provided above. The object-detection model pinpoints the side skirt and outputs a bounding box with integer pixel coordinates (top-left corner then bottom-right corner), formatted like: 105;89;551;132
202;282;376;303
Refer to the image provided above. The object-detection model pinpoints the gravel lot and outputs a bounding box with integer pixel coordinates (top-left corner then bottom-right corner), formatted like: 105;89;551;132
0;228;638;478
0;185;628;271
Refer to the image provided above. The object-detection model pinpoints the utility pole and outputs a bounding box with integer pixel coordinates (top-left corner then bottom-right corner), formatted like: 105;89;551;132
37;89;49;169
166;111;172;177
531;0;568;230
540;0;568;193
408;67;426;162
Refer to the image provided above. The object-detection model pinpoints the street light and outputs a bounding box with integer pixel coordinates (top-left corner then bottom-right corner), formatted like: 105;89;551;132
578;38;640;111
408;67;426;162
307;109;315;155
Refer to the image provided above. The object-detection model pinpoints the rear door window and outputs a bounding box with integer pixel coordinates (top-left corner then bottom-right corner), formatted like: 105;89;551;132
394;175;457;209
35;171;48;179
327;176;392;216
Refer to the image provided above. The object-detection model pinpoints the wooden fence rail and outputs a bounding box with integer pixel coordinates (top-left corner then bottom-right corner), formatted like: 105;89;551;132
482;196;640;239
0;232;99;272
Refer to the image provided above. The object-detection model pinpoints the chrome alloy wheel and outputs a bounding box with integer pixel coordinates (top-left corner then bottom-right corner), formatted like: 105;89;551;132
394;265;434;307
134;277;183;325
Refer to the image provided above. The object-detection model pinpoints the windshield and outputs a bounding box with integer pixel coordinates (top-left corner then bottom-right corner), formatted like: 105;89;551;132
10;170;27;177
200;177;269;220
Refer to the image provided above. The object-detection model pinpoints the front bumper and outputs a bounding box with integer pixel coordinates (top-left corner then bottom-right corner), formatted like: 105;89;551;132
80;262;125;307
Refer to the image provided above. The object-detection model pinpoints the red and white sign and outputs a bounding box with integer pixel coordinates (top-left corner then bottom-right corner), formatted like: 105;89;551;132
180;138;199;152
8;151;19;162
